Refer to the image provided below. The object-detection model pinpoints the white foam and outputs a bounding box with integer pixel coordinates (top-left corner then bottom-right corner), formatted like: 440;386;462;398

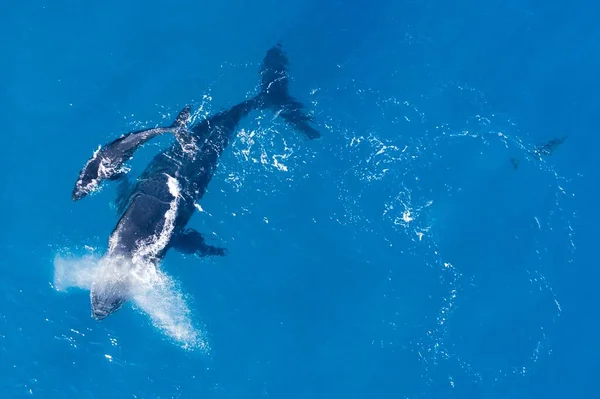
52;252;207;351
175;129;201;159
53;253;103;291
132;174;181;262
128;263;208;351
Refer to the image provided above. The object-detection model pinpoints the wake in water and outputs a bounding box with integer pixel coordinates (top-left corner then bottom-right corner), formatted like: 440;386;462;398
53;252;208;351
289;79;577;397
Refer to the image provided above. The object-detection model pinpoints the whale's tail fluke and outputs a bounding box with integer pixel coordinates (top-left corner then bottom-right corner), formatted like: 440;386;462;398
259;43;320;140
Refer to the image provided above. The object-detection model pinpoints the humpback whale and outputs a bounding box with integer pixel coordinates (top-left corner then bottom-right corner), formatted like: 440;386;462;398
72;43;320;320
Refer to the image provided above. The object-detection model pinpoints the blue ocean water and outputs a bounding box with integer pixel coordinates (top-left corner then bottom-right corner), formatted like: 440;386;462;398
2;0;598;397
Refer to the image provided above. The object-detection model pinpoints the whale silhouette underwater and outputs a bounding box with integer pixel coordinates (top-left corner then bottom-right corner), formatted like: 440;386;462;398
70;43;320;321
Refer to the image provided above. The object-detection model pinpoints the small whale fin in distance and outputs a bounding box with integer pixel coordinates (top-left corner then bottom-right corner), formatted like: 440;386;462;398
533;135;567;157
259;43;321;140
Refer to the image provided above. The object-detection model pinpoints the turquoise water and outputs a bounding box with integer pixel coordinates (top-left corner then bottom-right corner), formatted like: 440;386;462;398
2;0;596;397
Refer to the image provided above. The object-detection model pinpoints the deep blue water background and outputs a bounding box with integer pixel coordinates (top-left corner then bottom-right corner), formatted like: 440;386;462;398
2;0;599;397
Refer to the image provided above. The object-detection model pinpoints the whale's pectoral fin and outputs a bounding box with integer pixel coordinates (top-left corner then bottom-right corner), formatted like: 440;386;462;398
170;228;227;257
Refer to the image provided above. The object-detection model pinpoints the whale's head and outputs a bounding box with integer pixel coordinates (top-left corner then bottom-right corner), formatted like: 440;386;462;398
73;165;101;201
72;180;96;201
72;147;106;201
90;275;129;320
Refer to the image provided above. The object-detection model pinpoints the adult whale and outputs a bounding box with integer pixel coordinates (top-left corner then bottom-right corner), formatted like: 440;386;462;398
72;43;320;320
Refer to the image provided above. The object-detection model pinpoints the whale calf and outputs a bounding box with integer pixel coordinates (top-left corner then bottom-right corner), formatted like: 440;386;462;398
72;106;192;201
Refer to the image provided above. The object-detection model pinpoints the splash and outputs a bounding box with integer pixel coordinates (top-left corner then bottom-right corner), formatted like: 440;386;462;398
53;252;103;292
52;252;208;351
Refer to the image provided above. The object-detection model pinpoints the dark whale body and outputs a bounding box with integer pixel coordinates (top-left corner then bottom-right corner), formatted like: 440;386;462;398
72;44;320;320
